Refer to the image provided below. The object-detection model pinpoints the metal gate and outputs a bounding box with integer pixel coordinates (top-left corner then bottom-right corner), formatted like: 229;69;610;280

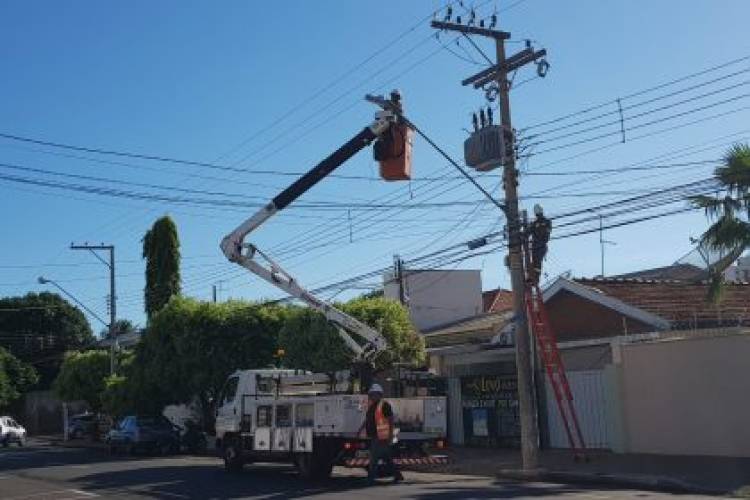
545;370;610;449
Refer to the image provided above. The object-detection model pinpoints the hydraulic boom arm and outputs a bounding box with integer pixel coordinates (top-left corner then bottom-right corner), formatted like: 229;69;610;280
220;93;404;361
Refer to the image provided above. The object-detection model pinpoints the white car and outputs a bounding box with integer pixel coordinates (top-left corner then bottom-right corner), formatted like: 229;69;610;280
1;416;26;447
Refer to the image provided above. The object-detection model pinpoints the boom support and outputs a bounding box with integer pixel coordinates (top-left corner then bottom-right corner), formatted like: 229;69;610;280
220;93;405;362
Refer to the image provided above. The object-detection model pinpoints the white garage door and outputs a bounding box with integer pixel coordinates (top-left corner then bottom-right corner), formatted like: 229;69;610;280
545;370;610;449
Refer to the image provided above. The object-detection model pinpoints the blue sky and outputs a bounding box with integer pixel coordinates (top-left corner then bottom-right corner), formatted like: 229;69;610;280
0;0;748;331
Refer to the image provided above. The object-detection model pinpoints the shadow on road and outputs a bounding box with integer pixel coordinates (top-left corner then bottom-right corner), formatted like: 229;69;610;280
74;464;368;499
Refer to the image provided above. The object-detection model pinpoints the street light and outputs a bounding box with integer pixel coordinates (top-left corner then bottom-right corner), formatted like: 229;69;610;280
37;276;118;375
37;276;109;328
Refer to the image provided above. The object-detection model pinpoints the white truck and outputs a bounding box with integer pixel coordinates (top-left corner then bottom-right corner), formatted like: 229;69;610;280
214;369;447;479
216;92;449;479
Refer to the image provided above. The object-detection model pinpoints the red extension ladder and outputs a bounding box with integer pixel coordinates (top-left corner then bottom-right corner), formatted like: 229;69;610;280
522;238;587;457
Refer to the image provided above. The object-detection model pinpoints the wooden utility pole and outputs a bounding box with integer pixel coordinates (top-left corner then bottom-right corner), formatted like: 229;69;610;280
431;17;547;470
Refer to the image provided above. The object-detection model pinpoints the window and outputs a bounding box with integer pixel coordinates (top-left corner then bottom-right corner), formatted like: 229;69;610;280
257;406;272;427
743;270;750;282
295;404;314;427
275;405;292;428
222;376;240;405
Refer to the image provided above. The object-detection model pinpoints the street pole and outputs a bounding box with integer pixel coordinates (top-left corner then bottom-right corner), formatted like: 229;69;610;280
431;17;547;471
109;245;117;374
494;36;540;472
71;243;117;375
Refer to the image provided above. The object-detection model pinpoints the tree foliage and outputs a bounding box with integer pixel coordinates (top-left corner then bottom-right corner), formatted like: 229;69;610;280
143;216;181;318
0;292;93;386
691;143;750;302
279;297;425;373
53;350;110;410
126;297;285;418
0;346;38;410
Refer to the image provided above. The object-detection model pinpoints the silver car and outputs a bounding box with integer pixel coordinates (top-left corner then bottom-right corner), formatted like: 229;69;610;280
0;416;26;447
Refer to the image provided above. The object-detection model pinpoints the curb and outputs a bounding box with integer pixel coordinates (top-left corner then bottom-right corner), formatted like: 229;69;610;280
496;468;727;496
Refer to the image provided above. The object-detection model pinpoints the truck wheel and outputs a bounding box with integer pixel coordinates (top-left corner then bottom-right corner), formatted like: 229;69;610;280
223;437;243;473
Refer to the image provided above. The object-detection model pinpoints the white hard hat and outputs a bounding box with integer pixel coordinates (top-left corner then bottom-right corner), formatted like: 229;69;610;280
368;383;384;394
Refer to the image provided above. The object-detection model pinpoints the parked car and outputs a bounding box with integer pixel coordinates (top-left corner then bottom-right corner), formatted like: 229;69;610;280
67;412;98;440
0;416;26;447
106;415;180;455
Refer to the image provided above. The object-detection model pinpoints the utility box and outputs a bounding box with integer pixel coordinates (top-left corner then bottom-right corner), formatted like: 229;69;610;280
464;125;506;171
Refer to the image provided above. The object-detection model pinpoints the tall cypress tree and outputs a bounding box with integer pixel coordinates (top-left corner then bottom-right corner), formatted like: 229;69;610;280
143;216;181;318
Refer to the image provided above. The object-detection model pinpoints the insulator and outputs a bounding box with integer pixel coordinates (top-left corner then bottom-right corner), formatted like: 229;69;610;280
537;58;550;78
487;107;493;125
479;109;486;128
490;14;497;28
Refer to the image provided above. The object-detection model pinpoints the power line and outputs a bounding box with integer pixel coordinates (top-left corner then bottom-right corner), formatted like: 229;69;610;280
520;54;750;132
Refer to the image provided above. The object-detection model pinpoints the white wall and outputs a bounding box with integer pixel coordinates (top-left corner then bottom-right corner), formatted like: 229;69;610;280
384;269;483;332
617;334;750;457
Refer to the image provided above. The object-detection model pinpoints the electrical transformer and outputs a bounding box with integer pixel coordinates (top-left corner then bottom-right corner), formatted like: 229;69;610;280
464;124;506;171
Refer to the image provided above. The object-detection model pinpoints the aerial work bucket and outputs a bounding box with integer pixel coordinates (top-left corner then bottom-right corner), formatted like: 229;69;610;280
374;122;413;181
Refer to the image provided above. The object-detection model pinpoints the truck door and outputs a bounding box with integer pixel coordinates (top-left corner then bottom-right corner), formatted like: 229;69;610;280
215;375;240;438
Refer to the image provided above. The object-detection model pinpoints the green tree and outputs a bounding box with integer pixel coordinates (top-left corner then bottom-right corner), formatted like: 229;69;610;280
143;216;181;318
279;297;425;373
127;298;284;421
0;346;38;410
53;350;110;410
99;351;135;417
0;292;93;387
691;143;750;302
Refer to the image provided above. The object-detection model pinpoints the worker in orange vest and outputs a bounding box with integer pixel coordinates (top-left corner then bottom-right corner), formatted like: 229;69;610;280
358;383;403;484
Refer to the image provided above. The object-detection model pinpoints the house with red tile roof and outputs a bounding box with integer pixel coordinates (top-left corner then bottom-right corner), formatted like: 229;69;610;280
426;275;750;456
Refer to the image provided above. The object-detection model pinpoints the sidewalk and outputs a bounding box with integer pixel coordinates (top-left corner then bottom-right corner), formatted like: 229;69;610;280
433;447;750;496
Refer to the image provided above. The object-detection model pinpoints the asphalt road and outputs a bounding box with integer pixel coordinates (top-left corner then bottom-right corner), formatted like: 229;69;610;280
0;439;724;499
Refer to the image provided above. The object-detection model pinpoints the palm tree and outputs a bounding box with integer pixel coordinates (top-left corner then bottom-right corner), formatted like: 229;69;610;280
691;143;750;302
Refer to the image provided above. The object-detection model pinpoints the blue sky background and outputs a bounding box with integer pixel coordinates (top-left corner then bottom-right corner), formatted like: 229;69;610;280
0;0;748;332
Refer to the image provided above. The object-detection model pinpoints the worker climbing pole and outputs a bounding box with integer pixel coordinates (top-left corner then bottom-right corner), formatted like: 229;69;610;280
522;208;587;458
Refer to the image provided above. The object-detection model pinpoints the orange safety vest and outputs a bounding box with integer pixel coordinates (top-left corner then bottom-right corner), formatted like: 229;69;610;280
373;400;391;441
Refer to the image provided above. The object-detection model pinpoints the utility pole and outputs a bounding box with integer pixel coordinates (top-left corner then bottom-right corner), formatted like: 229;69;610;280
432;16;547;471
212;284;217;303
598;214;616;277
71;243;116;374
393;254;408;305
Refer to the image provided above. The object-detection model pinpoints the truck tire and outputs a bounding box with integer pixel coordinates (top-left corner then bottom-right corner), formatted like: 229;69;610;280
223;436;243;473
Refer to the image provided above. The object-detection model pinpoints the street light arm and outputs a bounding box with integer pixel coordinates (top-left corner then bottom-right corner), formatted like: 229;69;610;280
38;277;109;328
